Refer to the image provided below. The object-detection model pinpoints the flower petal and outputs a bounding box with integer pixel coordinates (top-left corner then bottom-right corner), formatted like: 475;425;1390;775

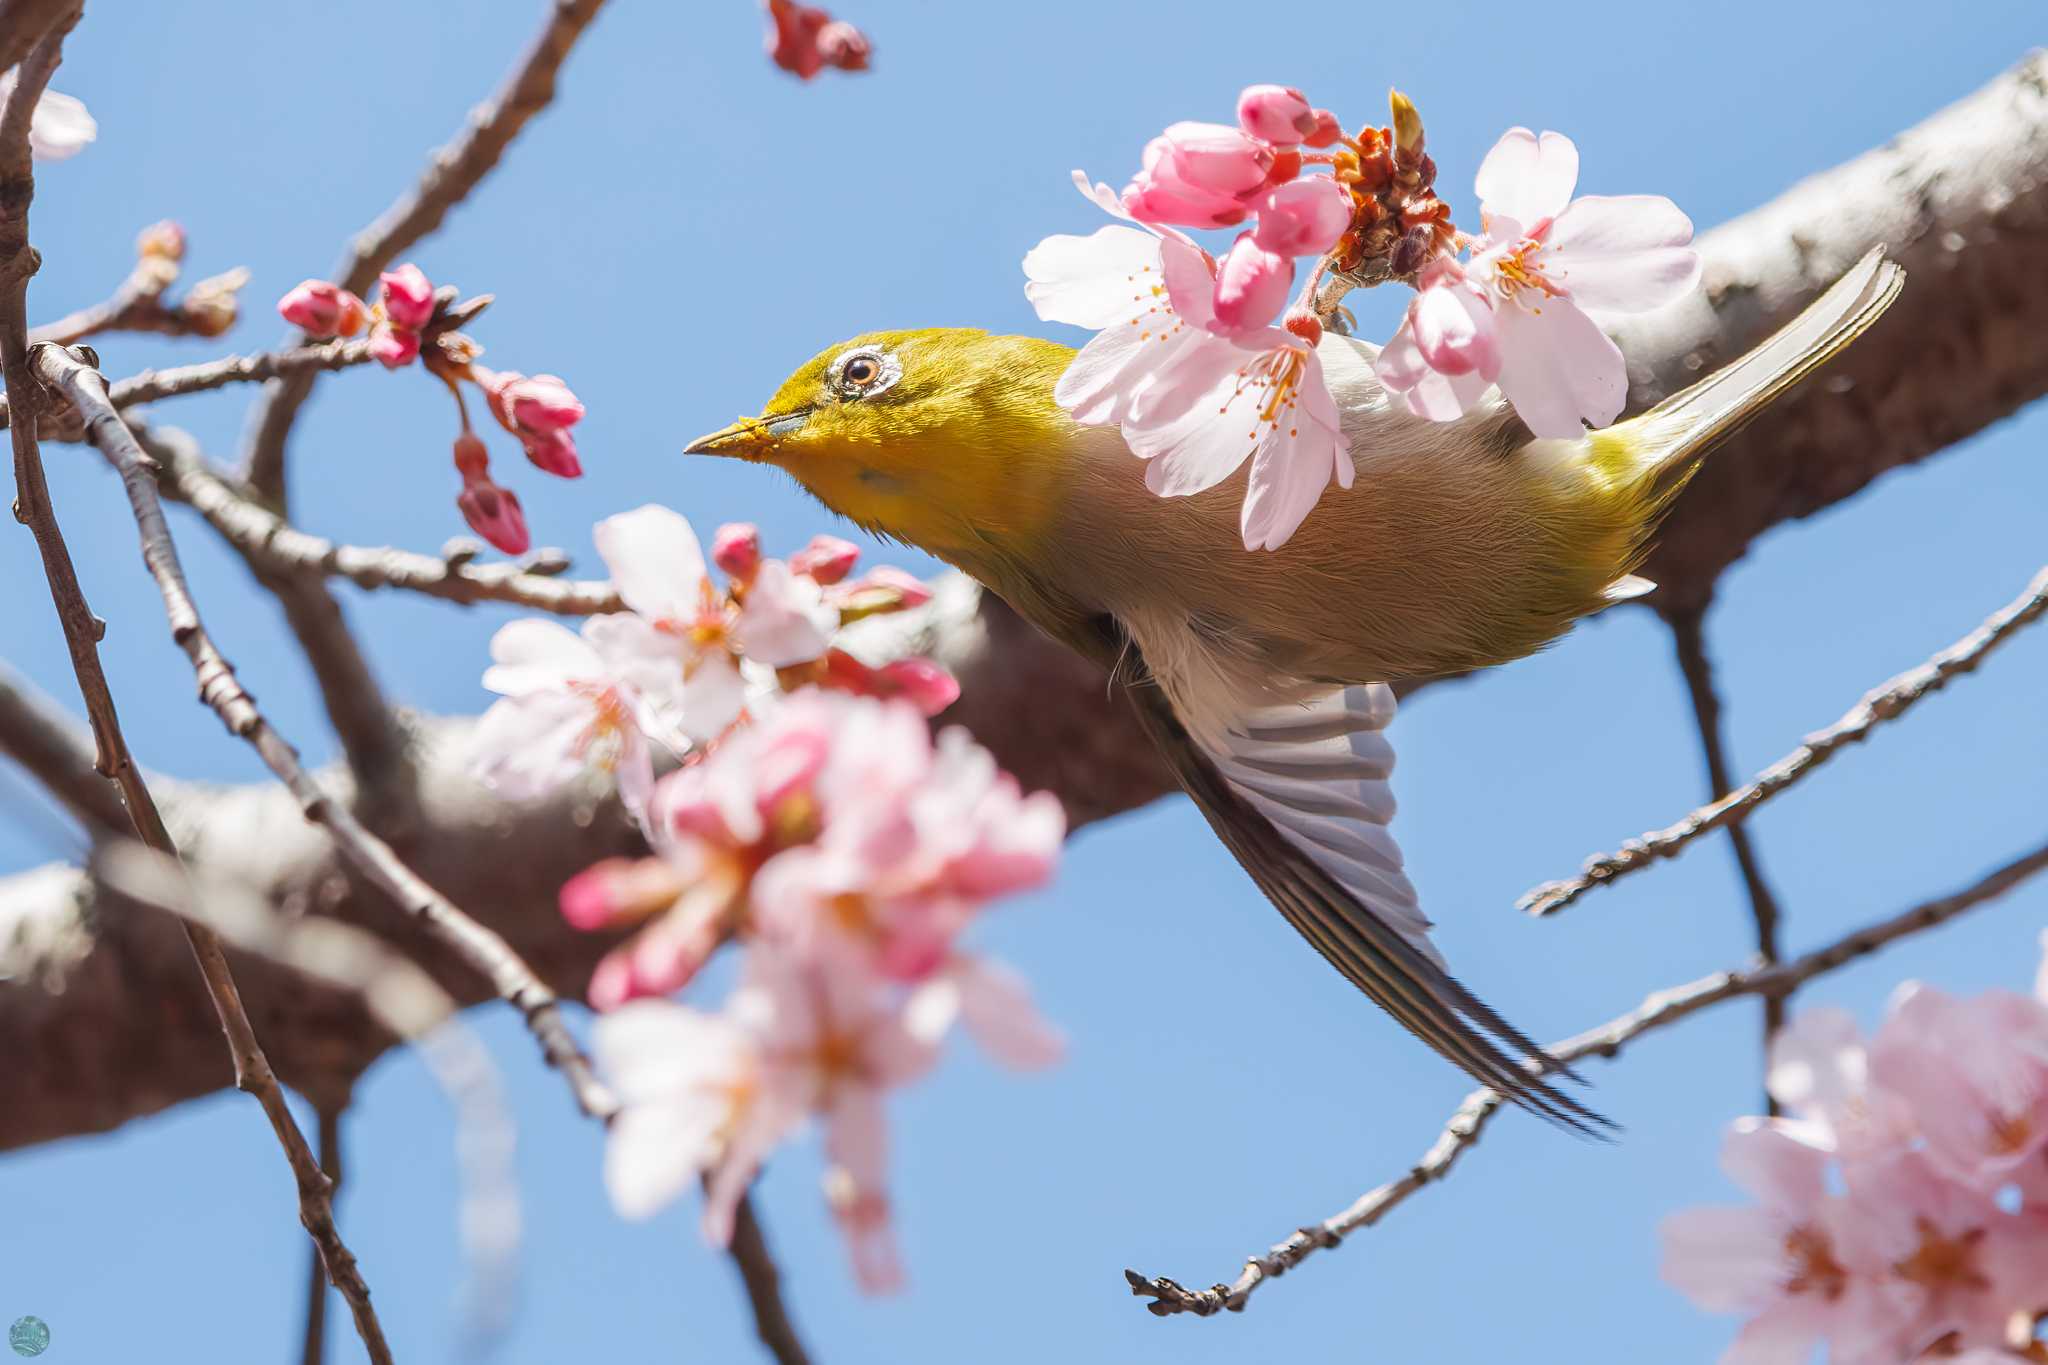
1240;416;1345;550
1474;127;1578;228
952;956;1065;1070
1023;226;1164;329
482;618;601;695
1544;195;1700;316
735;560;835;667
594;504;709;621
1491;300;1627;437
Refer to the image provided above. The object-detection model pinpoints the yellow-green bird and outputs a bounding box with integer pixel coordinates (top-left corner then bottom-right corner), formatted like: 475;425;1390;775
685;249;1902;1129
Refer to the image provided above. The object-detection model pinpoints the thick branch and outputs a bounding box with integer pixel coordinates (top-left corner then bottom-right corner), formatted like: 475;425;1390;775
1126;837;2048;1318
241;0;610;500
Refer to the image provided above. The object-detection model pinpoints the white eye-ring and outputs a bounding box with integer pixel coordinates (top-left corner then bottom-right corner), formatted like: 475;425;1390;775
828;346;901;400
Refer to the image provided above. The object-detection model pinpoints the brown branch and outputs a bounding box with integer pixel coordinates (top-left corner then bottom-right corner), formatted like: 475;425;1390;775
0;0;74;74
1128;836;2048;1318
29;242;247;347
1522;563;2048;917
0;661;129;833
32;340;620;1125
1;18;394;1362
728;1189;815;1365
302;1104;341;1365
242;0;610;501
1665;603;1790;1108
0;334;377;434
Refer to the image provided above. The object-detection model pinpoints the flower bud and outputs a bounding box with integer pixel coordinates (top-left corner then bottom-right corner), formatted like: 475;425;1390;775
378;263;436;331
278;279;368;338
456;475;529;555
1236;85;1316;146
1209;232;1294;337
1302;108;1342;149
1121;178;1247;230
1155;121;1273;196
180;268;248;338
832;566;932;621
368;323;420;368
874;658;959;716
816;19;870;70
1252;176;1353;257
520;427;582;479
1389;89;1424;157
559;856;685;931
135;220;185;262
789;534;860;585
499;373;585;432
712;522;763;580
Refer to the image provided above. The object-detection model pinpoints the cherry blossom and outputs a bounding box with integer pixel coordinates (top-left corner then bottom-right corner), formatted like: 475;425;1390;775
277;279;367;338
0;68;95;161
480;367;587;478
1235;85;1318;146
1763;1005;1916;1162
1869;984;2048;1190
1377;127;1700;437
763;0;871;80
366;263;435;369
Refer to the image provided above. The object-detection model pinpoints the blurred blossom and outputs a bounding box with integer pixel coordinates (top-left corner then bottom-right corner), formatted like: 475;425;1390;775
0;68;96;161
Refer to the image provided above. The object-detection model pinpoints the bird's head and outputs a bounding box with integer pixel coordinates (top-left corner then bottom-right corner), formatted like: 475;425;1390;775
684;328;1080;573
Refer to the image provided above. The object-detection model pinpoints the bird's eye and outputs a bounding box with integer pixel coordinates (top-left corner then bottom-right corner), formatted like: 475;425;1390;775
827;346;900;400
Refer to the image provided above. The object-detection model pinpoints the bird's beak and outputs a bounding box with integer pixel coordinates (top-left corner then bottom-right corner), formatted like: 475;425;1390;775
683;409;810;459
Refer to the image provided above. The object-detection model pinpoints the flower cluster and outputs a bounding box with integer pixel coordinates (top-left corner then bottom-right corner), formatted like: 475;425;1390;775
1662;944;2048;1363
763;0;870;79
470;504;949;822
1023;87;1701;550
579;681;1063;1291
277;265;588;555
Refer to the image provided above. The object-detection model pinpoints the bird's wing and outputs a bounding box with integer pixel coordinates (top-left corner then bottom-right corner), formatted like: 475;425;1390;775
1124;675;1608;1134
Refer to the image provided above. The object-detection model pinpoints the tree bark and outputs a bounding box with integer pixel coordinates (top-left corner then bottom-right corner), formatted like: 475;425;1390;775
3;52;2045;1153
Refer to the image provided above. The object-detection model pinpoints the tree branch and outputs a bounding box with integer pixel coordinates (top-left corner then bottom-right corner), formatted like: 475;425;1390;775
728;1189;815;1365
32;341;619;1124
0;661;129;834
2;18;393;1361
301;1104;341;1365
1522;563;2048;917
1665;603;1790;1108
241;0;610;501
1126;836;2048;1318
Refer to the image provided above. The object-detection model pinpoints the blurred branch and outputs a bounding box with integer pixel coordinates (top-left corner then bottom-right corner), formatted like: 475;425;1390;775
301;1104;342;1365
242;0;611;501
1128;836;2048;1318
1664;603;1790;1107
0;0;75;73
0;661;129;833
2;19;394;1361
1522;563;2048;917
728;1189;814;1365
29;232;247;347
32;341;620;1124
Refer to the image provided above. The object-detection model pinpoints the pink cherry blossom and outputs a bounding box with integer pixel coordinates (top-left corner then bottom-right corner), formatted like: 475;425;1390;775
822;651;960;716
1211;233;1294;337
712;522;764;581
1660;1119;1919;1364
1122;123;1269;230
1250;175;1352;257
367;323;420;369
480;368;587;479
830;566;932;620
1377;127;1701;438
277;279;367;338
378;263;436;331
1236;85;1317;146
735;559;837;668
0;69;95;161
1869;984;2048;1191
470;618;670;816
789;534;861;585
1764;1005;1915;1162
1024;175;1354;550
1301;108;1342;148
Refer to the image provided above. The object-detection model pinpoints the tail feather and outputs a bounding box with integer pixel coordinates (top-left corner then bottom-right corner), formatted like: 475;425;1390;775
1621;247;1905;499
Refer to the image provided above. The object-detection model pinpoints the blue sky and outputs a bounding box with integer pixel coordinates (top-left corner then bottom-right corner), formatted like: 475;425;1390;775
2;2;2044;1361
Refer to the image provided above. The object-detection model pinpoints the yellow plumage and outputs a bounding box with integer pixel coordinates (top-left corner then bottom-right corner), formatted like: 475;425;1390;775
687;249;1903;1126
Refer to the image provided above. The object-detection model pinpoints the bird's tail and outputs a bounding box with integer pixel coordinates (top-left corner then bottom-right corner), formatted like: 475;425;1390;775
1603;247;1905;506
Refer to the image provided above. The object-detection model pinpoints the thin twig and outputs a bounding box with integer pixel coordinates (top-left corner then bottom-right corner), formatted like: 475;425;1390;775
1129;836;2048;1318
302;1104;341;1365
728;1190;815;1365
28;246;247;347
1521;564;2048;917
0;334;377;434
0;19;394;1361
33;340;620;1124
1667;603;1790;1109
0;661;130;833
242;0;610;499
139;423;622;614
94;843;522;1347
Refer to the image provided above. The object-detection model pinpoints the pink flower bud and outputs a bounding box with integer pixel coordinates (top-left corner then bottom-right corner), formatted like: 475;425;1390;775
452;431;490;478
815;18;870;71
874;658;959;716
713;522;763;579
499;373;585;432
1252;176;1353;256
367;323;420;368
136;219;185;262
559;856;685;931
1155;121;1273;197
1121;177;1248;230
378;263;436;331
1210;232;1294;337
1236;85;1317;146
1409;275;1499;379
456;475;529;555
278;279;367;338
832;565;933;621
520;427;582;479
1302;108;1342;149
789;534;860;585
